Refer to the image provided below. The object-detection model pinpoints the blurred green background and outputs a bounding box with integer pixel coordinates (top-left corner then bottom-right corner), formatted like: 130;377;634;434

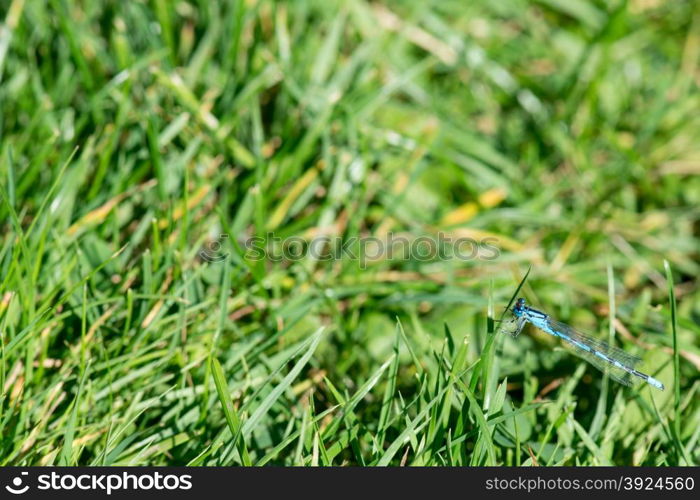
0;0;698;465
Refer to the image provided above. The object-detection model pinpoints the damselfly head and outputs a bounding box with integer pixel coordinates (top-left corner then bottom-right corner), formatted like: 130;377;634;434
513;297;526;316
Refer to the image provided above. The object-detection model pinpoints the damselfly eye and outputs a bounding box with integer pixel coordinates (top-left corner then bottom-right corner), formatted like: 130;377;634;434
514;298;526;311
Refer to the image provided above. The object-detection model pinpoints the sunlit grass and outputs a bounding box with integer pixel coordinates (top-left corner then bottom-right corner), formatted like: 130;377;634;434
0;0;698;465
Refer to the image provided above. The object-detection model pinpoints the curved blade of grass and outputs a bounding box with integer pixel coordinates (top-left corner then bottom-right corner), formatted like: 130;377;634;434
377;386;448;466
322;353;396;441
241;327;324;437
498;265;532;324
59;362;90;466
664;260;691;465
256;406;338;466
211;357;251;465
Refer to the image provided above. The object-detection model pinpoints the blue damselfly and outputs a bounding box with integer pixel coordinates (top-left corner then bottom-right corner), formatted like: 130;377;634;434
500;298;664;390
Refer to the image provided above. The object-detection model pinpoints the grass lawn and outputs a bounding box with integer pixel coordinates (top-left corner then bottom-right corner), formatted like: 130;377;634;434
0;0;698;466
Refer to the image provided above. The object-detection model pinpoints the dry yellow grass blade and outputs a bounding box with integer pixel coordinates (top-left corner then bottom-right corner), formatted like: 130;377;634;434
0;291;14;316
67;180;157;237
67;193;127;236
157;184;212;230
441;227;524;252
266;165;320;230
440;187;507;226
141;269;174;329
373;4;458;65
